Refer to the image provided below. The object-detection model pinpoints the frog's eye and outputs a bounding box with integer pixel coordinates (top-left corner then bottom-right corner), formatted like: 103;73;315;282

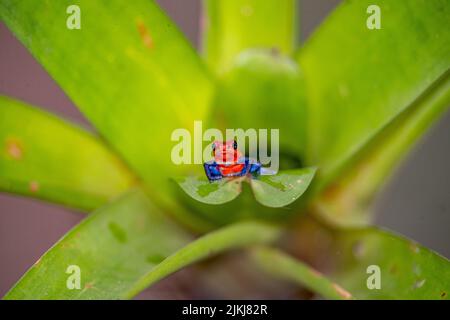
233;140;238;150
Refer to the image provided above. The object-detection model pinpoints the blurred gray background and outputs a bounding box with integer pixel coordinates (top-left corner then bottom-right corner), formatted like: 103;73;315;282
1;0;449;298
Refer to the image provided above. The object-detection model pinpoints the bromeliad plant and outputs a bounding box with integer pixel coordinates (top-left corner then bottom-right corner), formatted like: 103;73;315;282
0;0;449;299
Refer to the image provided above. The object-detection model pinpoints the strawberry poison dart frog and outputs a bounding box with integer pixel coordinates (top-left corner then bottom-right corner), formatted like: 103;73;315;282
203;140;261;182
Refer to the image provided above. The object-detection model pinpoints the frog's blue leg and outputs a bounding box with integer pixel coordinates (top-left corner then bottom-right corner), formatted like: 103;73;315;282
249;162;261;177
204;161;222;181
239;158;261;177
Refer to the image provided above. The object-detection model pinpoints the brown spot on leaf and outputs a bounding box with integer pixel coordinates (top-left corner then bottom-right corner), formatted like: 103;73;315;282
441;291;447;299
332;283;352;300
61;242;74;249
5;138;23;160
310;269;323;278
29;181;40;193
410;242;420;254
137;20;153;49
270;47;280;57
84;282;94;289
389;264;398;275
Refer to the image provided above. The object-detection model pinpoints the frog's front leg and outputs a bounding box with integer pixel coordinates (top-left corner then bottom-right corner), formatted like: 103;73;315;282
249;162;261;177
237;158;261;177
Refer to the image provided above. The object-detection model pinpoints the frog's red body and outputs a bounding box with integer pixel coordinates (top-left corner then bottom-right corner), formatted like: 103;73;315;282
203;140;261;181
218;163;245;176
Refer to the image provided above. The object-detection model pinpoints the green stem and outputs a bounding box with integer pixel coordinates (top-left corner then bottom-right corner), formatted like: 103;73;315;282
124;221;282;298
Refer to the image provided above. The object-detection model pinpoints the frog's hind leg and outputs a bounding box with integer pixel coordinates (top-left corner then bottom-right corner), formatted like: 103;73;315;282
204;162;222;182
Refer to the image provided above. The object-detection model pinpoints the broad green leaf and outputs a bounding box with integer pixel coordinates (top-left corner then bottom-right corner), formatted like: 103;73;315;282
175;167;315;208
174;176;242;205
251;168;316;208
203;0;298;73
4;189;192;299
295;217;450;299
334;228;450;299
4;189;280;299
250;247;352;300
0;96;134;211
211;49;307;161
1;0;213;225
297;0;450;188
313;72;450;226
174;180;296;226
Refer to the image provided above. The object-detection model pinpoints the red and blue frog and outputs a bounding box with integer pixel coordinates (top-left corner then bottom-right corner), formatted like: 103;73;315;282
203;140;261;182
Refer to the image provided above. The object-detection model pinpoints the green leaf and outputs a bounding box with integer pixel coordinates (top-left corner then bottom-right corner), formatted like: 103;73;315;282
211;49;307;161
0;96;134;211
174;181;296;226
251;167;316;208
335;228;450;299
125;220;281;298
295;217;450;299
297;0;450;188
4;189;281;299
313;72;450;226
0;0;213;223
4;189;192;299
203;0;298;73
174;176;242;205
250;247;352;300
174;167;315;208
